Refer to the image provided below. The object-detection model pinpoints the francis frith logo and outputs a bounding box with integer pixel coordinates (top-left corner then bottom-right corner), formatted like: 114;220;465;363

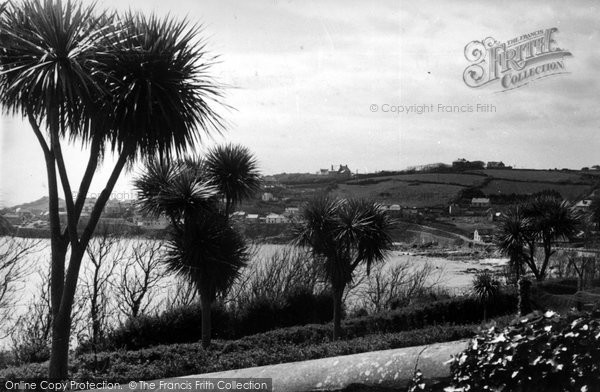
463;28;571;91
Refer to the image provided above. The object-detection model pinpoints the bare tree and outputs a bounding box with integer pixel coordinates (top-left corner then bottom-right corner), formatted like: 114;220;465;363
354;261;443;313
0;237;42;336
114;240;164;320
164;279;198;311
223;246;323;309
11;270;52;365
79;231;125;350
568;254;598;292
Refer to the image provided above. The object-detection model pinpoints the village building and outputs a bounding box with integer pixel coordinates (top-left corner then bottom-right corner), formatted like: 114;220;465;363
473;228;494;243
486;161;506;169
265;213;287;224
261;192;274;202
471;198;491;208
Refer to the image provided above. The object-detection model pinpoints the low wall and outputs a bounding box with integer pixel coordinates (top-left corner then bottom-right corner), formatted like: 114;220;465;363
89;340;469;392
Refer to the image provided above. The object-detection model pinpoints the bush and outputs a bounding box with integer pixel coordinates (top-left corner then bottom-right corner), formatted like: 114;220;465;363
87;291;516;352
449;310;600;391
537;278;578;295
341;292;516;338
95;303;235;351
93;290;334;351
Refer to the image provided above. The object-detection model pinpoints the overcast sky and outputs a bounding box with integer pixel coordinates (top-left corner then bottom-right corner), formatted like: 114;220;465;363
1;0;599;207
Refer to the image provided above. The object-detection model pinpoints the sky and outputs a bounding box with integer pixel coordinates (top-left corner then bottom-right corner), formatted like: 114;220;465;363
1;0;599;207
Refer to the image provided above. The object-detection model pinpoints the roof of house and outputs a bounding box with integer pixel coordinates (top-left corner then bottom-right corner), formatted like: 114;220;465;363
246;214;259;219
575;200;592;208
471;198;490;204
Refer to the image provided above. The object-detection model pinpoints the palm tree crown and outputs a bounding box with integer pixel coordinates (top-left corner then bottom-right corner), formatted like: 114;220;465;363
204;144;261;216
294;195;395;339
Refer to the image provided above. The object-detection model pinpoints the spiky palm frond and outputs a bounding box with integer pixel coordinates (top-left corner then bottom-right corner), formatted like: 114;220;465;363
293;196;395;288
134;158;217;221
293;194;340;257
497;207;531;258
98;12;224;160
337;199;395;274
526;195;581;242
472;271;500;303
165;210;249;300
0;0;110;137
204;144;261;214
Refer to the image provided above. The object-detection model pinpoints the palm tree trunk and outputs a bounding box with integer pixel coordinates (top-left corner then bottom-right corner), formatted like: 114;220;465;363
332;288;343;340
200;291;212;349
483;305;487;323
49;310;70;380
518;278;532;316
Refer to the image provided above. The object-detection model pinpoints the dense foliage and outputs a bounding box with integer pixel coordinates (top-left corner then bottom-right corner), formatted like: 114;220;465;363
78;292;516;351
91;290;333;350
449;310;600;392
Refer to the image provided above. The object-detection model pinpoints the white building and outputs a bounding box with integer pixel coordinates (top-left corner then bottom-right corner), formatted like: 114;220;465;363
266;213;287;224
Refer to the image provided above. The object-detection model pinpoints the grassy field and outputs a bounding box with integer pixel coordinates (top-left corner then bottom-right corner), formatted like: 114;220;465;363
471;169;586;183
333;181;464;207
348;173;487;187
244;168;597;213
328;169;595;206
482;179;590;199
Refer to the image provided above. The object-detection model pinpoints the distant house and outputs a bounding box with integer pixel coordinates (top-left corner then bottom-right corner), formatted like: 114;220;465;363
486;161;506;169
318;164;352;177
246;214;259;222
266;213;287;224
261;192;274;202
262;176;279;188
336;164;352;177
284;207;299;215
471;198;491;208
452;158;485;171
136;215;169;230
230;211;246;220
384;204;401;216
574;199;593;212
473;228;495;243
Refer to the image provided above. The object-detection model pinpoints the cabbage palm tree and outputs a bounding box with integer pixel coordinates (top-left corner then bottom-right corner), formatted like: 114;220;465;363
135;156;254;348
0;1;222;378
204;144;261;217
525;195;581;281
294;196;395;340
496;206;531;283
472;271;500;322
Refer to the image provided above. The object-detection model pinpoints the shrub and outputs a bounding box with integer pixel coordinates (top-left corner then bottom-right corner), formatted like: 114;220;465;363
87;291;516;352
341;292;516;338
536;278;578;295
449;310;600;391
92;290;335;351
95;303;235;351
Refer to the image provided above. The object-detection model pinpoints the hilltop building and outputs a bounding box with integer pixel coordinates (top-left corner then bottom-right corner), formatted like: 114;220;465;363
452;158;485;171
486;161;506;169
317;164;352;177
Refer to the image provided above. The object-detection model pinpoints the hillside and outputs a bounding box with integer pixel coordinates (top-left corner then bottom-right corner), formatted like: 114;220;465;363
8;196;65;213
0;215;13;235
267;168;598;208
